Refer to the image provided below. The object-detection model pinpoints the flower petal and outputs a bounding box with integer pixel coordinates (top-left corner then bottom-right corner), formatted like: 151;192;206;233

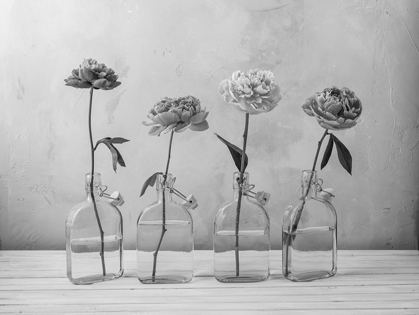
181;111;192;122
154;112;180;126
92;78;110;89
190;111;209;124
174;121;191;133
80;67;97;82
104;81;121;90
142;120;158;126
189;120;209;131
148;125;166;136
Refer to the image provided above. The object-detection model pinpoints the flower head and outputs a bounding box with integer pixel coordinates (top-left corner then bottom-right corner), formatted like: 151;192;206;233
143;95;209;136
64;58;121;90
302;86;362;130
218;69;281;115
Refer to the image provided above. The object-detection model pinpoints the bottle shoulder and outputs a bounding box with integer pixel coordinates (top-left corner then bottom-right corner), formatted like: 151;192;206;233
137;199;192;223
66;199;122;223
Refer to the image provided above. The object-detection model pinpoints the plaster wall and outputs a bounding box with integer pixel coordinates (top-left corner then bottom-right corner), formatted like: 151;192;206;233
0;0;418;250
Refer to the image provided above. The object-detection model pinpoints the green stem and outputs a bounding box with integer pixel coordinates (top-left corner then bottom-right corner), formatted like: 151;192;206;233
293;129;329;229
152;129;175;280
88;87;106;276
235;113;249;277
284;129;329;269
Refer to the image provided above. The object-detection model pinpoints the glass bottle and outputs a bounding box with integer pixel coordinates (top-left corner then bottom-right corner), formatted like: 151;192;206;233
137;173;193;284
282;170;337;282
214;172;270;283
66;173;124;285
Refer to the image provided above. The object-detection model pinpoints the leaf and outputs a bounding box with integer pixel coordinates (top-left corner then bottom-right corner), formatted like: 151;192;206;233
321;135;334;170
331;134;352;175
95;137;129;172
140;172;163;197
215;133;248;172
110;137;130;144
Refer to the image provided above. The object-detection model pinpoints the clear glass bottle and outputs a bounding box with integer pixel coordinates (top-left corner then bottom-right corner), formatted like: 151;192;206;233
214;172;270;283
137;173;193;284
282;170;337;282
66;173;124;285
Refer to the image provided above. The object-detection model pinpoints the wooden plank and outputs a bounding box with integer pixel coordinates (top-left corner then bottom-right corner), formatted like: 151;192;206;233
1;273;419;287
0;250;418;314
0;308;419;315
1;291;419;305
0;301;418;312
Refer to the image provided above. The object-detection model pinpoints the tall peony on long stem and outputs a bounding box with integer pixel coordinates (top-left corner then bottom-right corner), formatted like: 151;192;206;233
65;59;122;278
218;69;282;278
141;95;209;281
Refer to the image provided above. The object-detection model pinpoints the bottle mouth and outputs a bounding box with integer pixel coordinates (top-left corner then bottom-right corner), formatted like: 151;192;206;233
233;171;249;189
85;173;102;191
156;173;173;190
301;170;317;186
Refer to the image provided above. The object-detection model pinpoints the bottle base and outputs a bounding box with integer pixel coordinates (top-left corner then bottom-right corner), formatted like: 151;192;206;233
68;271;123;285
138;275;192;284
215;274;269;283
283;270;336;282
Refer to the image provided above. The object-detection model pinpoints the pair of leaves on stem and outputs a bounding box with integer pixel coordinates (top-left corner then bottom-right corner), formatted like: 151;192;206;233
94;137;129;172
215;134;248;172
321;134;352;175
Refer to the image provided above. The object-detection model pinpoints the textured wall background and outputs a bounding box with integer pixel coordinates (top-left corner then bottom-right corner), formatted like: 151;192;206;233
0;0;418;250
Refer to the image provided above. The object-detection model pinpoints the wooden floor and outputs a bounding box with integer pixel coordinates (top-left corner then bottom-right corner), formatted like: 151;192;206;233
0;250;418;314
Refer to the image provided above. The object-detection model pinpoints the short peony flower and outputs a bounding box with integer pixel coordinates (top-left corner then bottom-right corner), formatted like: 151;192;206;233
302;86;362;130
143;95;209;136
218;69;282;115
64;58;121;90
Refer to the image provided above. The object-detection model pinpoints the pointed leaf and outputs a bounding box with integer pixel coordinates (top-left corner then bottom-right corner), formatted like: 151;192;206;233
321;135;334;170
140;172;163;197
109;143;126;167
94;137;129;172
331;134;352;175
215;133;248;172
110;137;130;144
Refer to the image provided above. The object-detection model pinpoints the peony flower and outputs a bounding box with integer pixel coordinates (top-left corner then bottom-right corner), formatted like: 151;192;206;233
302;86;362;130
64;58;121;90
218;69;282;115
143;95;209;136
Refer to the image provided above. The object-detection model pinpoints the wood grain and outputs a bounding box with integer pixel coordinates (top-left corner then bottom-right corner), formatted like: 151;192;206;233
0;250;418;314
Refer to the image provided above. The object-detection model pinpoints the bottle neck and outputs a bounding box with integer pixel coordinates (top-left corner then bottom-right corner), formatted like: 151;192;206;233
86;189;101;200
301;170;317;198
302;184;317;198
155;173;174;202
85;173;102;200
156;187;173;202
232;171;249;200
